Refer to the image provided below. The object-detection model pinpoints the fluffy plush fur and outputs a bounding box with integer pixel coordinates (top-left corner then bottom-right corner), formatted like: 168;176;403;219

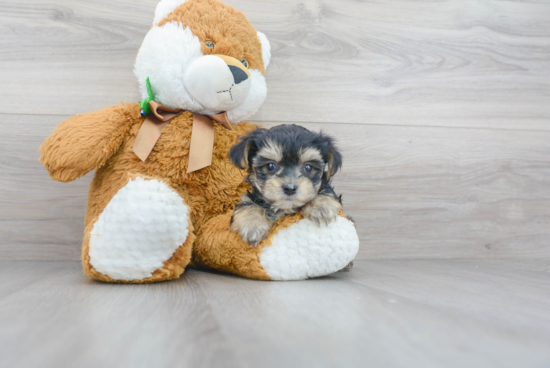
194;210;359;281
135;0;269;122
153;0;189;25
39;0;359;283
41;103;256;282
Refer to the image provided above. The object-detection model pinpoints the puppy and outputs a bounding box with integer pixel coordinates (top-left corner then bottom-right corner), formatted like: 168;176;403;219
229;124;343;246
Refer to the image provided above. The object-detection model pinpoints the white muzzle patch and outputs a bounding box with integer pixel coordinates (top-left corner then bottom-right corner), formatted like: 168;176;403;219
184;55;251;112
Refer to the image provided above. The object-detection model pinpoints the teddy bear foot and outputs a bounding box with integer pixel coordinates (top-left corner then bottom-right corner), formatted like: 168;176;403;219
193;212;359;281
259;216;359;280
83;177;195;283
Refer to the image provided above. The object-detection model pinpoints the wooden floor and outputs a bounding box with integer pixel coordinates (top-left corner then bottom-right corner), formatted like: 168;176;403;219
0;259;549;368
1;1;550;367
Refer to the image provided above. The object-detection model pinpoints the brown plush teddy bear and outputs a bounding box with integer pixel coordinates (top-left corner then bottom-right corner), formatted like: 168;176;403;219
39;0;359;283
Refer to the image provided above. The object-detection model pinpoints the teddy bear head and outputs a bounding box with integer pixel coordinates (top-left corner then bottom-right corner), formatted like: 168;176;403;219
134;0;271;123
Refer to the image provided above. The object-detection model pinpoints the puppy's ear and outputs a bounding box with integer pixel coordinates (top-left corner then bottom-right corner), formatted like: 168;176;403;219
229;138;251;170
230;128;265;170
326;139;343;180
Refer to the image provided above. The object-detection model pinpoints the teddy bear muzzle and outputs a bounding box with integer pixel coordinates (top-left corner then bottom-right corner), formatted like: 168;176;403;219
184;54;251;112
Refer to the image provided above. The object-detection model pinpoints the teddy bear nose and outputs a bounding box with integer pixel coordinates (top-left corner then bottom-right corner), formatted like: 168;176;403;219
228;65;248;84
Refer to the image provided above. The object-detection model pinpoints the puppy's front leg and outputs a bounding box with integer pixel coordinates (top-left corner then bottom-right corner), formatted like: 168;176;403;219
231;203;273;247
302;195;342;226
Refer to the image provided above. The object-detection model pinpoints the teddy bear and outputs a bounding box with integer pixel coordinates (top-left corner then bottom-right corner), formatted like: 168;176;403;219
39;0;359;283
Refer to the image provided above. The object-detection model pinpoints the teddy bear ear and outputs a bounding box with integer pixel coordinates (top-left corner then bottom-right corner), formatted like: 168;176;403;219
153;0;189;25
257;31;271;69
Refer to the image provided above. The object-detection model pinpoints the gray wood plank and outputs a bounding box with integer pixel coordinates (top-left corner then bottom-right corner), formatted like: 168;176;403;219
0;260;549;368
0;0;549;130
342;259;550;341
0;114;90;260
0;262;240;368
2;114;550;260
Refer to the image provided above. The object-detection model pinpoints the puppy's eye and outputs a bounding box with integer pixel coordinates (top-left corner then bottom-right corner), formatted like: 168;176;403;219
266;162;277;172
240;58;249;68
304;164;313;173
205;41;215;49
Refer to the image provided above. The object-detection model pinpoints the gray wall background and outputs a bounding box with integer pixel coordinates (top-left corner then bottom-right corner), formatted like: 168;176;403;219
1;0;549;261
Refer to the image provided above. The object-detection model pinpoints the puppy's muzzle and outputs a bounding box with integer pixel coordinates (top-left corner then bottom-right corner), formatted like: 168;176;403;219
184;54;251;112
283;184;297;196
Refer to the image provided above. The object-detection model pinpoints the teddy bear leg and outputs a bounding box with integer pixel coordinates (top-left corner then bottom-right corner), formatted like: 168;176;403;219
82;177;195;283
193;212;359;281
259;215;360;280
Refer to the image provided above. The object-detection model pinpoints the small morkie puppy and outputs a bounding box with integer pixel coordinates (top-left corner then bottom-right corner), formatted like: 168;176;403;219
229;124;344;246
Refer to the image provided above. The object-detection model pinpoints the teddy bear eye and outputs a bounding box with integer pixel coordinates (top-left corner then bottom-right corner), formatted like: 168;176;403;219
205;41;215;49
240;58;249;68
266;162;277;172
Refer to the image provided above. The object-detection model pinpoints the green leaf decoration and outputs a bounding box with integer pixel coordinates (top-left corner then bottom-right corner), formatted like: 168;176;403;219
139;77;156;116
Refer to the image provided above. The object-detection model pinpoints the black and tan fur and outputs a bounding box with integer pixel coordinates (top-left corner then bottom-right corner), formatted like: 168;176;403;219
229;124;343;246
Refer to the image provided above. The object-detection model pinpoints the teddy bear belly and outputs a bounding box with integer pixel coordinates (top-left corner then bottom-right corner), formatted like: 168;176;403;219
260;217;360;281
88;177;189;281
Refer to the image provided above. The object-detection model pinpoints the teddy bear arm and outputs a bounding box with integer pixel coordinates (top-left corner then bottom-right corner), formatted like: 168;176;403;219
39;104;138;182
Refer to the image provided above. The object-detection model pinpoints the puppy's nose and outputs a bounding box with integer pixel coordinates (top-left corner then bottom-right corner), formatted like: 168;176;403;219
283;184;297;195
228;65;248;84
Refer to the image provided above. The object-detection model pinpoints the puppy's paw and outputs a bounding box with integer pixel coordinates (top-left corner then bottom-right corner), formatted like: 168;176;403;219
302;195;342;226
231;205;273;247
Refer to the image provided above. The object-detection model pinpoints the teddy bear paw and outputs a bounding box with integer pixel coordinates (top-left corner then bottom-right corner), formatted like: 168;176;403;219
259;216;359;280
88;177;191;281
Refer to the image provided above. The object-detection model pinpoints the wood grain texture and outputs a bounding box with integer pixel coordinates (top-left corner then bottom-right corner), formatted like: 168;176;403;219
0;0;549;129
1;0;549;261
1;1;549;364
0;260;549;368
1;114;550;260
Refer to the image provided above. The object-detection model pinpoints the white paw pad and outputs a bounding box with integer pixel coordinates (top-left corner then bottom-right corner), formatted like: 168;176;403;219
260;217;359;280
89;177;189;281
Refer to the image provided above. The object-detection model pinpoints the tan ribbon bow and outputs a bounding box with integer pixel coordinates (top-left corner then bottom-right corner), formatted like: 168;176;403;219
132;101;233;173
